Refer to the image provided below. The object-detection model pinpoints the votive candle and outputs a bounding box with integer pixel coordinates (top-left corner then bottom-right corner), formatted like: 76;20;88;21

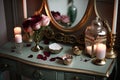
14;27;21;34
96;43;106;59
15;34;22;43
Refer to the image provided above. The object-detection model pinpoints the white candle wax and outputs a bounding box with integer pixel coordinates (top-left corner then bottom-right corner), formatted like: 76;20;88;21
14;27;21;34
23;0;27;19
112;0;118;34
15;34;22;43
86;45;96;55
96;43;106;59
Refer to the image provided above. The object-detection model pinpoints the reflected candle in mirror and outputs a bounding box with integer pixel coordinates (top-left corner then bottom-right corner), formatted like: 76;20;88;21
96;43;106;59
14;27;21;34
15;34;22;43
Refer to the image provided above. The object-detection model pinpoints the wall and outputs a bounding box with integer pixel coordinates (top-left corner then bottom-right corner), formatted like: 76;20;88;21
0;0;7;46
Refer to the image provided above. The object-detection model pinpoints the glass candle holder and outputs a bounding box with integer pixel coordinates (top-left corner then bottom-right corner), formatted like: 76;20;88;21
15;43;23;54
15;34;23;53
85;17;107;65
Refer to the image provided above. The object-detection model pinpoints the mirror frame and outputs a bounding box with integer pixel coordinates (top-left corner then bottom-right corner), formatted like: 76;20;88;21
44;0;94;33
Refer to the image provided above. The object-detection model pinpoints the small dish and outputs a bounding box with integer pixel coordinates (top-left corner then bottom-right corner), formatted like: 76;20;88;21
62;54;73;65
49;43;63;54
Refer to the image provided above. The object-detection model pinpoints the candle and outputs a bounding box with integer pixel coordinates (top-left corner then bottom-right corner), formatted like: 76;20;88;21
14;27;21;34
96;43;106;59
15;34;22;43
23;0;27;19
112;0;118;34
86;45;96;55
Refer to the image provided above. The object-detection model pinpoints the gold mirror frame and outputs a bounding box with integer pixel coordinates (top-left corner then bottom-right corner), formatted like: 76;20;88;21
44;0;94;33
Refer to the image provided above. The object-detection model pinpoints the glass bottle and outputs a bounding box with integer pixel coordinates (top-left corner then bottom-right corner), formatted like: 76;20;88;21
85;17;107;58
67;0;77;25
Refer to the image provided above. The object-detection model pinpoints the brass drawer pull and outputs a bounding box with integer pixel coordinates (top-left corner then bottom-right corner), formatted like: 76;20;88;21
0;64;9;72
74;76;80;80
33;70;45;80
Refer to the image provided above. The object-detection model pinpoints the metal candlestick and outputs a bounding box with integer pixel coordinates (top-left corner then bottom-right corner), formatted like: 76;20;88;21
106;34;117;59
92;58;106;66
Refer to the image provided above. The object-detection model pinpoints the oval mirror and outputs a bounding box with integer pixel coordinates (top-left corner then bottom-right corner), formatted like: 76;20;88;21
45;0;94;32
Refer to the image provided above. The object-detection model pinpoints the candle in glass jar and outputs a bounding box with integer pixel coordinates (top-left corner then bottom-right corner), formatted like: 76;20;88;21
96;43;106;59
86;45;96;55
15;34;22;43
14;27;21;34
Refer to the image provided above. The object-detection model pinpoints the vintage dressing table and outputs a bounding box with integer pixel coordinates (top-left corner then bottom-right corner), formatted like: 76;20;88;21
0;41;116;80
0;0;118;80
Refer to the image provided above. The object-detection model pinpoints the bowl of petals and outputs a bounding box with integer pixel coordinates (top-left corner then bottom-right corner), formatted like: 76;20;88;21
48;43;63;54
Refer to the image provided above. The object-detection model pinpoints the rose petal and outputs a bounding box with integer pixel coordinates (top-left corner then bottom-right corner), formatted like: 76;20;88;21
37;54;43;59
56;57;63;60
44;51;50;57
42;56;47;60
49;58;56;61
28;54;33;58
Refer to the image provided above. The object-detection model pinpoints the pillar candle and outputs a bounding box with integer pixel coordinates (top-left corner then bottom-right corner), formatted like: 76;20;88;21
86;45;96;55
23;0;27;19
112;0;118;34
96;43;106;59
14;27;21;34
15;34;22;43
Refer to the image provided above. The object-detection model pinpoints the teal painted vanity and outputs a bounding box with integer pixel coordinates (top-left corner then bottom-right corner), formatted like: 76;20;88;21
0;41;115;80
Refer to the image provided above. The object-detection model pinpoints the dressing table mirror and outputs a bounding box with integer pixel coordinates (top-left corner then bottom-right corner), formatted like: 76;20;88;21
38;0;94;45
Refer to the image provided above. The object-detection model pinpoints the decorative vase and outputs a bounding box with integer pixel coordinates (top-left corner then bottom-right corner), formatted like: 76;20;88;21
67;0;77;24
31;30;44;52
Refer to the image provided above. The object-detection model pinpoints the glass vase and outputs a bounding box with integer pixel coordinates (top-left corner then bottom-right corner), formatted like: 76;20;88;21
31;30;44;52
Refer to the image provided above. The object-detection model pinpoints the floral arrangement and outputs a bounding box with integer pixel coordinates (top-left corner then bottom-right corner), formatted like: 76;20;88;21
22;14;50;42
22;14;50;52
51;11;71;26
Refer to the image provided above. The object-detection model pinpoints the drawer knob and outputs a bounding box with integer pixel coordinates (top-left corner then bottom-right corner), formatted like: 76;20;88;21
0;64;9;72
74;76;80;80
33;70;44;80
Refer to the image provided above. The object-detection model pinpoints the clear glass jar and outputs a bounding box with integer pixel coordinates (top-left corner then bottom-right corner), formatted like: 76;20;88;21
85;17;107;58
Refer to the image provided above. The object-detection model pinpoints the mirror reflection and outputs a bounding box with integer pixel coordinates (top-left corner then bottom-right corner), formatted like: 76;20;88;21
47;0;89;28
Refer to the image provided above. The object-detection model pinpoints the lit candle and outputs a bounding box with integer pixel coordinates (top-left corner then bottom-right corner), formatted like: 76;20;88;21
15;34;22;43
86;45;96;56
112;0;118;34
14;27;21;34
23;0;27;19
96;43;106;59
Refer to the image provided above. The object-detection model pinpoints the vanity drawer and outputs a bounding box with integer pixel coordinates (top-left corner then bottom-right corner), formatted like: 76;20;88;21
64;72;95;80
0;58;16;71
20;64;57;80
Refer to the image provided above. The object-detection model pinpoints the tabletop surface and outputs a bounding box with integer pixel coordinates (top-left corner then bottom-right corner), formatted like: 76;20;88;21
0;41;115;77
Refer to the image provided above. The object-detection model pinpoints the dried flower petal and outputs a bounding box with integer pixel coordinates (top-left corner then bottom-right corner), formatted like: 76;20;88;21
49;58;56;61
44;51;50;57
42;56;47;60
37;54;43;59
56;57;63;60
28;54;33;58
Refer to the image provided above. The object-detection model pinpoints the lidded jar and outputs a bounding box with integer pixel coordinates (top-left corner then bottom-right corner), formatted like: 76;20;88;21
85;17;107;58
